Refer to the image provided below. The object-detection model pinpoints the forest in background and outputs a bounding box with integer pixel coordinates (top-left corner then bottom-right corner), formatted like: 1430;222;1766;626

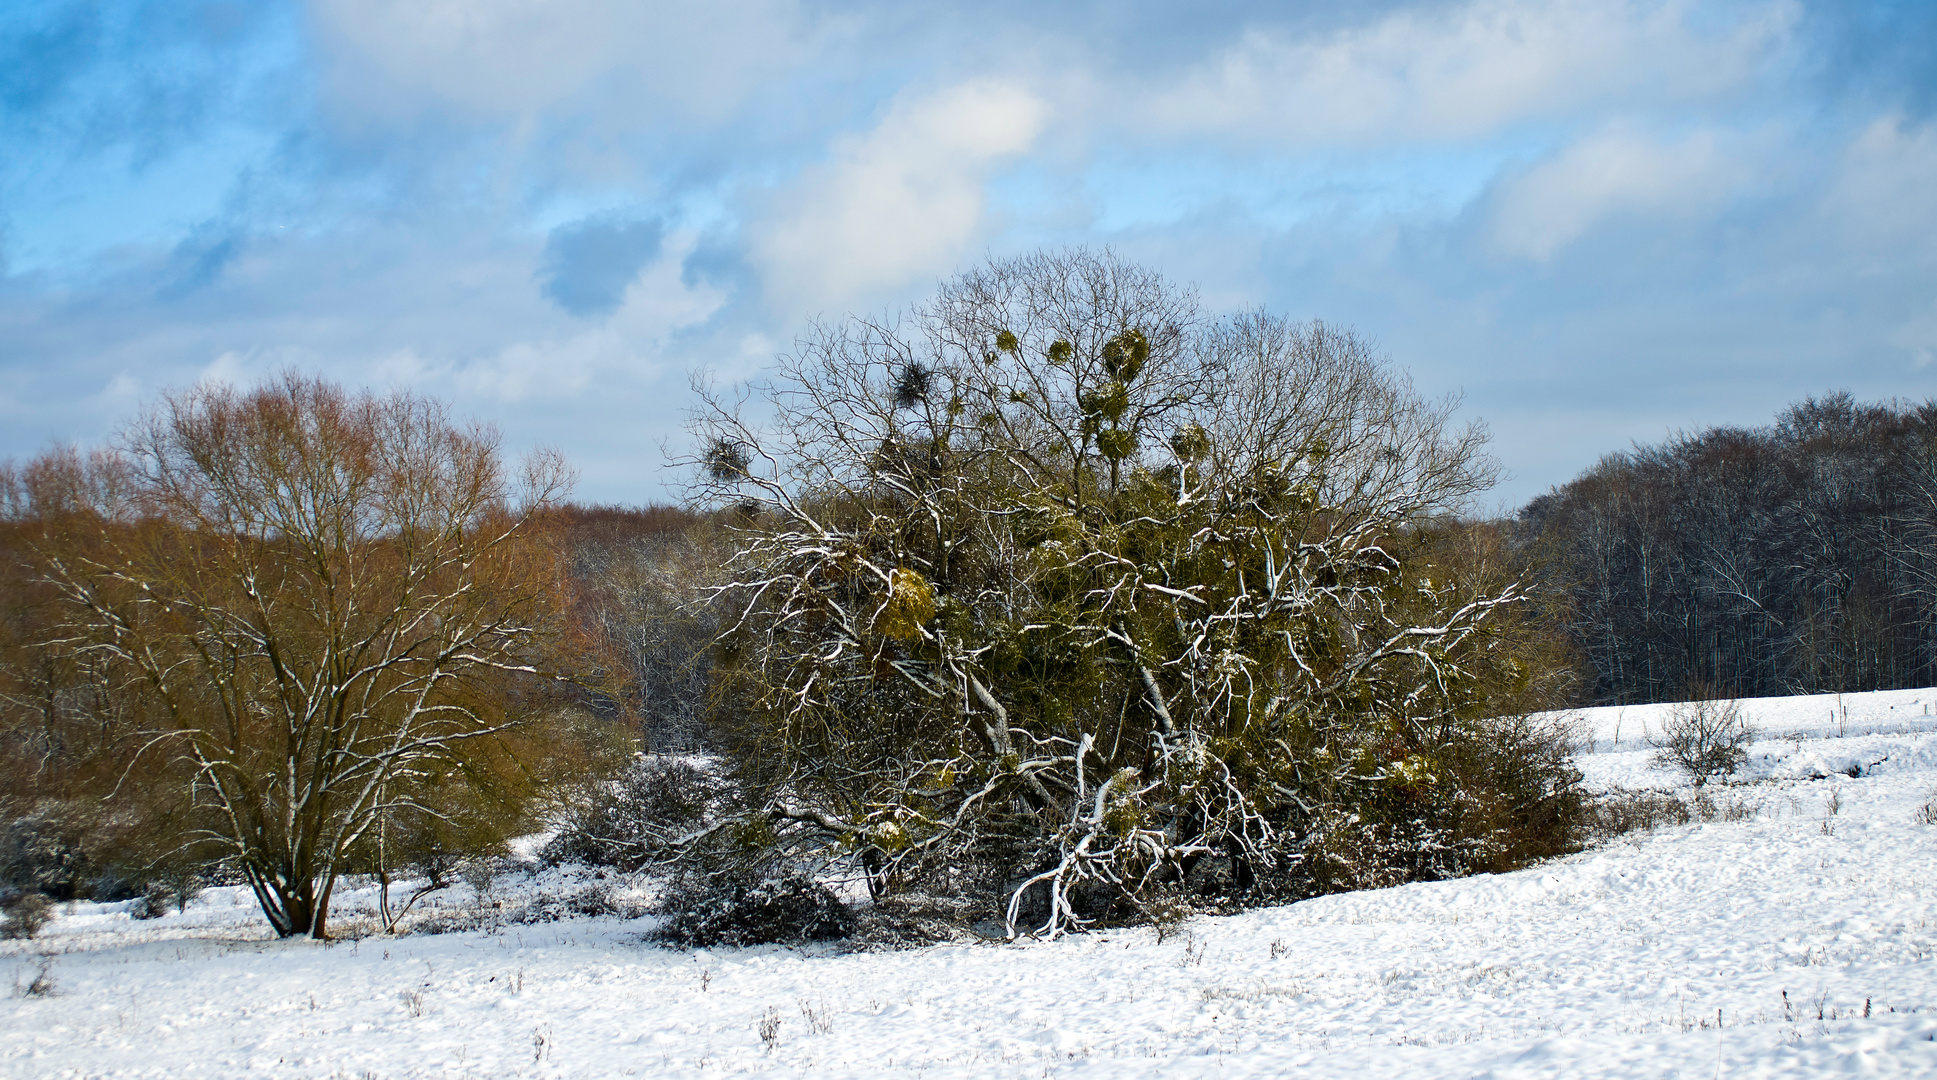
1522;394;1937;705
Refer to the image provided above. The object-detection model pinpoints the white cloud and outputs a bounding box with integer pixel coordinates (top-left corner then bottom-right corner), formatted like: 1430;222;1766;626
1897;315;1937;371
1140;0;1798;146
1816;116;1937;255
752;80;1049;312
1826;120;1937;371
452;232;726;401
1487;125;1753;260
310;0;816;124
95;373;145;415
198;350;257;388
195;344;332;392
183;231;726;405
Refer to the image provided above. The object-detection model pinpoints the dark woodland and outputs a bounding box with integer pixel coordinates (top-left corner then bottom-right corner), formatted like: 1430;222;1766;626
1521;393;1937;705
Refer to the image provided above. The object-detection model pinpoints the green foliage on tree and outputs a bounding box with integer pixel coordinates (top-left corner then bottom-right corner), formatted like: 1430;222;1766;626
685;250;1581;936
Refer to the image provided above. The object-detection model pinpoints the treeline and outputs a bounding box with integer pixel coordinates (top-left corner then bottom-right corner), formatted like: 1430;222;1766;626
1522;393;1937;705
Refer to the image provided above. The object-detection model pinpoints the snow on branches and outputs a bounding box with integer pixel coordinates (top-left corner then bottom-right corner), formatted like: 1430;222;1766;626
681;250;1580;937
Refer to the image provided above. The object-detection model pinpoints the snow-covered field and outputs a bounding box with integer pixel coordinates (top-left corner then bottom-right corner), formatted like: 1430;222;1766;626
6;688;1937;1078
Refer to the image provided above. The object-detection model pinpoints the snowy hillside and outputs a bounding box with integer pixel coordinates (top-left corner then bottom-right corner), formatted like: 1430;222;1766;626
6;689;1937;1078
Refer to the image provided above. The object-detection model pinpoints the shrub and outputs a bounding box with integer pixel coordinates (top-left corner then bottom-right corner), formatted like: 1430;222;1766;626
656;871;852;948
0;891;54;940
128;886;166;920
686;250;1586;936
129;867;203;920
1580;789;1694;841
507;882;649;926
1;809;95;900
14;958;55;998
845;890;986;948
1650;694;1756;787
459;856;501;903
542;755;721;870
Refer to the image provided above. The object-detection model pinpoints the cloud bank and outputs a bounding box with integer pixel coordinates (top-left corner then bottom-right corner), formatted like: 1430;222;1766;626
2;0;1933;507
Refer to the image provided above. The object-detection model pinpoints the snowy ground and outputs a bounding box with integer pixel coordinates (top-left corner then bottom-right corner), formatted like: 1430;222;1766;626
6;689;1937;1078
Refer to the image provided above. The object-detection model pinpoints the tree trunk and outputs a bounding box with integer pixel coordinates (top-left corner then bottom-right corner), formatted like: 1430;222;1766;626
247;865;337;939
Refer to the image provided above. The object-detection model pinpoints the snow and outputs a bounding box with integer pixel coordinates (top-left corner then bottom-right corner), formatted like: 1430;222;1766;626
7;688;1937;1078
1571;685;1937;752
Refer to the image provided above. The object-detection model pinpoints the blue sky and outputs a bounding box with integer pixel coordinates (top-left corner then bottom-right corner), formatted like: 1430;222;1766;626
3;0;1934;508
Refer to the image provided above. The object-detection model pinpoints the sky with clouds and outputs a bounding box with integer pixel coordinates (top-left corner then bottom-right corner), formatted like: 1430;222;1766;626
2;0;1933;509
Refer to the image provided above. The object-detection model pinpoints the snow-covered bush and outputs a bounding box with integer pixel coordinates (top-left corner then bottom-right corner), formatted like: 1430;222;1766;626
127;891;165;920
1;808;98;901
1;803;220;909
656;871;852;948
128;871;202;920
541;755;722;871
1581;789;1694;841
1650;694;1757;787
846;890;990;947
0;890;53;940
681;249;1585;937
459;856;501;903
515;883;644;924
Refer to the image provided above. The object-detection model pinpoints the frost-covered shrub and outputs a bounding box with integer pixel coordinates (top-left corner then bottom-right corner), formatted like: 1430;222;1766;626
684;250;1587;936
846;890;987;948
1;809;95;900
542;756;720;870
408;909;499;936
1581;789;1693;841
127;888;165;920
459;855;500;902
128;869;203;920
511;882;649;925
1301;812;1455;894
0;891;54;939
2;803;216;905
656;871;852;948
1650;695;1756;787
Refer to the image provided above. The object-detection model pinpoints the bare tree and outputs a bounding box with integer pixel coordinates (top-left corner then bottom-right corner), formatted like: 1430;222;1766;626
7;374;571;938
553;505;723;750
1650;688;1756;787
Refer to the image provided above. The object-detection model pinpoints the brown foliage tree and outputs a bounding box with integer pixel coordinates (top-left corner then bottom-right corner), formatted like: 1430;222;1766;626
2;374;572;938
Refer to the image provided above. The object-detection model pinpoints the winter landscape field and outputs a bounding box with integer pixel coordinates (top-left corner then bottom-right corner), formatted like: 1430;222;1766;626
3;687;1935;1079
